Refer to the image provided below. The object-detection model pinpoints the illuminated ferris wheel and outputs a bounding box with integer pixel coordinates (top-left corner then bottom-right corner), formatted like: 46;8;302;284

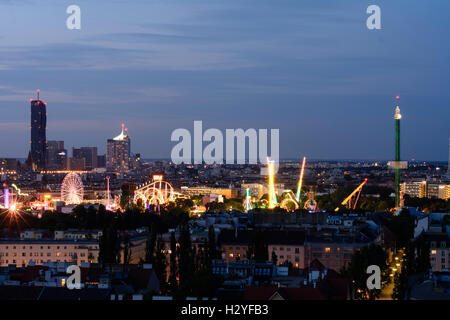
61;172;84;205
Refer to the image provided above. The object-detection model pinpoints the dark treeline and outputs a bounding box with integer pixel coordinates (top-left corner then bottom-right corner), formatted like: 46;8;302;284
375;210;430;300
138;222;223;299
0;204;190;234
403;195;450;212
392;234;430;300
340;243;389;300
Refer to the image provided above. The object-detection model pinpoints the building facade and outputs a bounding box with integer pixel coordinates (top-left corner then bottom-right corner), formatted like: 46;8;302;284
181;187;239;199
106;124;130;173
401;181;449;200
425;233;450;272
0;240;99;267
0;158;18;173
401;181;427;198
29;93;47;171
47;141;67;170
219;230;306;269
304;243;361;272
448;137;450;178
73;147;98;170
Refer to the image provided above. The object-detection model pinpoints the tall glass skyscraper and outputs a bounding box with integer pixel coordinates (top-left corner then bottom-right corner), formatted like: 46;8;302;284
30;90;47;171
106;124;131;173
447;137;450;178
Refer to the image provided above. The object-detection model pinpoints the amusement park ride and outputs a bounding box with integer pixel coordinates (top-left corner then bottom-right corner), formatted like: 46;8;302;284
0;183;27;226
334;178;368;212
1;158;369;216
133;175;188;210
242;157;368;213
61;172;84;205
1;184;15;210
243;188;253;212
243;157;309;212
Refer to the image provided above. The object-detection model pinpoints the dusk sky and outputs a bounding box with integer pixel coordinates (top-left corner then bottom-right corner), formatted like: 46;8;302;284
0;0;449;161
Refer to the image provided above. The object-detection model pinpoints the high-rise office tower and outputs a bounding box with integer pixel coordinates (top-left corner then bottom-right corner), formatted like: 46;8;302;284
72;147;98;170
47;141;66;169
447;137;450;178
29;90;47;171
106;124;131;172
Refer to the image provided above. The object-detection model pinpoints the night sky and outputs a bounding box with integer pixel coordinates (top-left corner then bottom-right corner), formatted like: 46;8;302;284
0;0;449;161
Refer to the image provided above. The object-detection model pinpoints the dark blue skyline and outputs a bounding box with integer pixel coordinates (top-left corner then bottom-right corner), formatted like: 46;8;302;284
0;0;449;161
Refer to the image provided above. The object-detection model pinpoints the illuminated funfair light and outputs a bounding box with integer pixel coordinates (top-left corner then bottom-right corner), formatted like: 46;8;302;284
243;188;253;212
279;190;300;212
3;188;9;209
61;172;84;205
295;157;306;203
9;202;17;212
334;178;368;212
0;199;26;229
267;158;278;209
133;175;188;210
43;194;53;211
11;184;29;197
105;176;117;211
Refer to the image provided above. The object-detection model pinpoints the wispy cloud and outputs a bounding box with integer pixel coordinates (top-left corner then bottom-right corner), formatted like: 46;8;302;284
0;86;182;104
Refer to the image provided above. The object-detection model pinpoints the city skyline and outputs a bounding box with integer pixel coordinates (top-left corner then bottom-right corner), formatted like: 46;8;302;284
0;0;449;161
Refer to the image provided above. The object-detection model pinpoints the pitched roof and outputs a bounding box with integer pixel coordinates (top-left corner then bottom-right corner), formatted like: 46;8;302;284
243;286;325;300
308;259;326;271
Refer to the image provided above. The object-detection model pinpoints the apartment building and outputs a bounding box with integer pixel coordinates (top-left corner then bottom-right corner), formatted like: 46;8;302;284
268;233;306;269
301;229;378;272
401;181;450;200
218;229;306;268
425;233;450;272
401;181;427;198
0;240;99;267
54;230;103;240
304;242;362;272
